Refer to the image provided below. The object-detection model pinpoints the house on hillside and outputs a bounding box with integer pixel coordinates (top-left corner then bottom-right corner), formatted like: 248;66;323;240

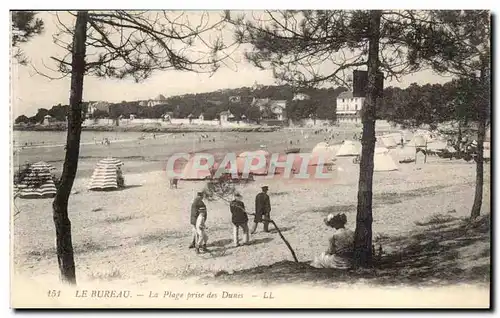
253;98;287;121
219;110;235;124
42;115;55;125
146;94;167;107
336;91;365;124
269;100;287;121
253;98;270;111
88;101;111;115
229;95;241;103
292;93;311;101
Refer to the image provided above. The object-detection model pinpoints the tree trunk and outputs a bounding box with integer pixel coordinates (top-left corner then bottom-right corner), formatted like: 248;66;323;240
52;11;88;284
353;10;381;268
470;66;488;219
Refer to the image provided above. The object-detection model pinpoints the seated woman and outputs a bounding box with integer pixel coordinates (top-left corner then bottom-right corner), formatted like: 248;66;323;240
311;213;354;270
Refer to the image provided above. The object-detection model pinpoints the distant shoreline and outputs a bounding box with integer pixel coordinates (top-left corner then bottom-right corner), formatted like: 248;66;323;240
13;124;282;133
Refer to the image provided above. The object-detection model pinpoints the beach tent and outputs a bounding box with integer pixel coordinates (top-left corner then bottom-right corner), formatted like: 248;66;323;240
268;153;305;175
311;142;338;165
237;151;269;175
89;157;124;190
426;140;448;151
399;130;413;142
407;135;427;147
394;146;416;163
415;130;436;143
180;155;213;180
312;142;329;153
385;133;403;145
373;148;398;172
212;157;257;180
16;161;57;198
336;140;361;157
379;135;398;148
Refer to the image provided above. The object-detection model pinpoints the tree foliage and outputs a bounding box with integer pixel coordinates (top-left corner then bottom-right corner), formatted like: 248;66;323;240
230;10;444;89
41;11;237;82
11;11;44;65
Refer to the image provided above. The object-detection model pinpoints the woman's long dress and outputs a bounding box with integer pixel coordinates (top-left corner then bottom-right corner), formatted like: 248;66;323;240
311;228;354;270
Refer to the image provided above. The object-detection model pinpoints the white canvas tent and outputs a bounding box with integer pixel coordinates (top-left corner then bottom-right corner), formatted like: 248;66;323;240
407;135;427;147
336;140;361;157
237;151;269;175
373;148;398;172
16;161;57;198
312;142;329;153
386;133;404;145
89;157;124;190
180;155;213;180
426;140;448;151
311;142;338;165
400;130;413;142
379;135;398;148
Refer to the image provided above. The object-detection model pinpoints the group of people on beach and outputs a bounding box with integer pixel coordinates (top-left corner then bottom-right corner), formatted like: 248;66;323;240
188;183;357;269
188;185;272;254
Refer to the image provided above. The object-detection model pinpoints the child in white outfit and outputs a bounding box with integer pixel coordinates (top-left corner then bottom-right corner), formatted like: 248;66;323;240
195;207;208;253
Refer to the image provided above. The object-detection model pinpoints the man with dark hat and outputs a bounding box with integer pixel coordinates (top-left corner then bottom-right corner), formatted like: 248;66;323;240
251;186;271;234
230;192;250;246
189;192;207;249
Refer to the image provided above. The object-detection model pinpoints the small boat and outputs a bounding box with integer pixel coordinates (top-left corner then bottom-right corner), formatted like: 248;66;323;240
285;147;301;154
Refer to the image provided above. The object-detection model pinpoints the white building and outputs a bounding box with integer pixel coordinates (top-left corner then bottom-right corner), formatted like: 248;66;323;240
269;100;287;121
253;98;287;121
145;94;167;107
219;110;235;123
42;115;55;125
336;91;365;124
292;93;310;101
88;101;111;115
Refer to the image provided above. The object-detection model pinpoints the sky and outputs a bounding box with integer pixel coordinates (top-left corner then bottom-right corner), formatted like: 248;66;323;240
11;11;456;118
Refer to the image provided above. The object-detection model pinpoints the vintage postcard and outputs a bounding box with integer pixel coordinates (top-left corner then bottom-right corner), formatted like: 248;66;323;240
10;9;491;309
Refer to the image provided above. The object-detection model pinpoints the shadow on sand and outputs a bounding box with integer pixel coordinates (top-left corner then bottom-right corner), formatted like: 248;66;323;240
203;237;275;259
209;237;274;249
116;184;143;191
206;215;490;287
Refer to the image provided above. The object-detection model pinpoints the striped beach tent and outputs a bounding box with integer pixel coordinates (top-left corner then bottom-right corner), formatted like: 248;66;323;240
96;157;123;167
89;157;124;190
16;161;57;199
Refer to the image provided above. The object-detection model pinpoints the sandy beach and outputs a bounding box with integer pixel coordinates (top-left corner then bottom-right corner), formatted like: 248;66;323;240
12;128;491;292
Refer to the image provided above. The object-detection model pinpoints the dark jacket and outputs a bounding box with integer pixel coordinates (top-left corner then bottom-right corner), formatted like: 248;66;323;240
190;197;207;225
255;192;271;222
230;199;248;224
